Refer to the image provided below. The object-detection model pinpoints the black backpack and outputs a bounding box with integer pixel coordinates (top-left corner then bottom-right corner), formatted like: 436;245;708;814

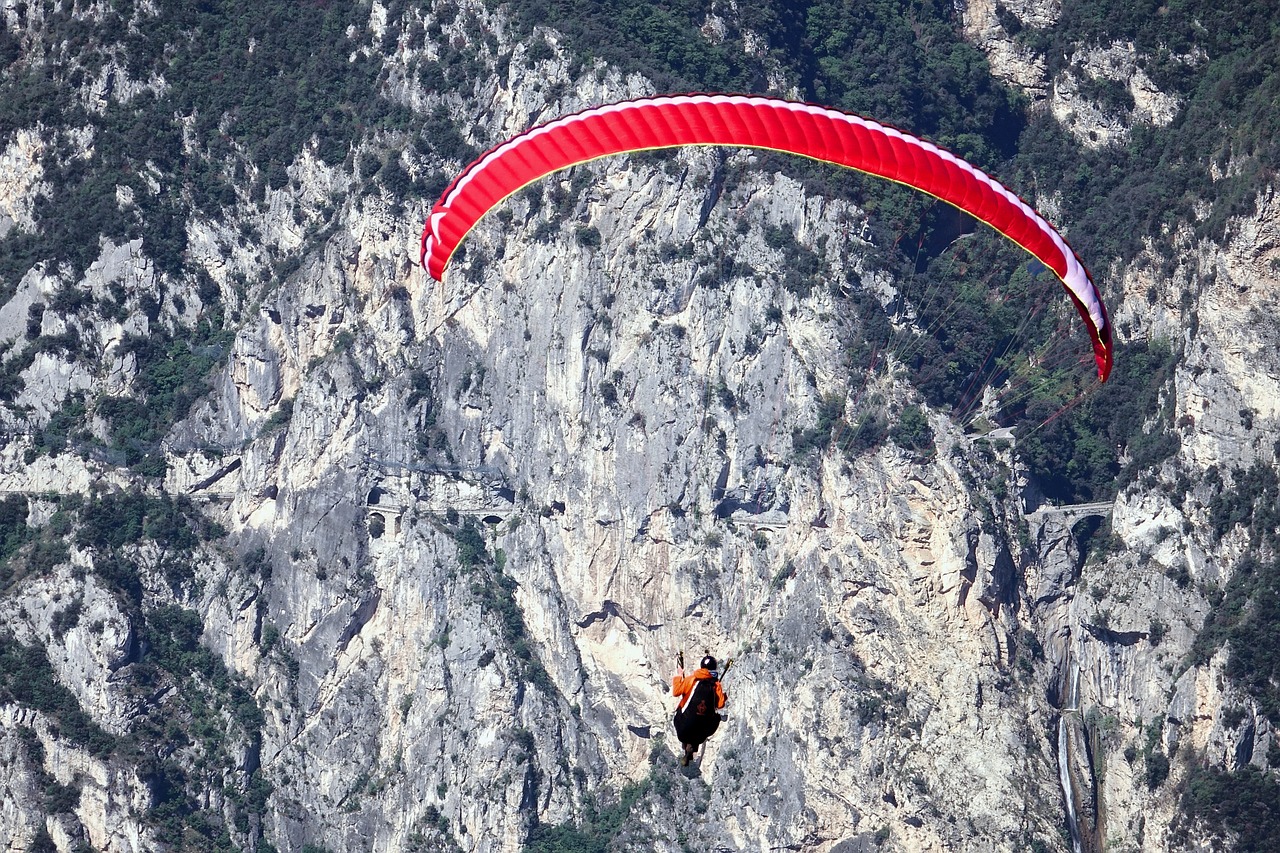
687;676;719;717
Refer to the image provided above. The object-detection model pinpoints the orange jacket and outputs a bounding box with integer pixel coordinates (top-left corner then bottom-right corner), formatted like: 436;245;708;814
672;668;727;712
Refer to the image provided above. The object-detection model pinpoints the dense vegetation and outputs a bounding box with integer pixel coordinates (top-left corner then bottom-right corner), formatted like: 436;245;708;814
509;0;1021;168
1190;463;1280;716
0;490;268;850
1183;765;1280;853
1175;462;1280;846
525;779;650;853
0;0;421;483
0;633;118;757
1012;0;1280;262
526;755;709;853
1016;338;1180;502
99;329;231;474
0;0;398;287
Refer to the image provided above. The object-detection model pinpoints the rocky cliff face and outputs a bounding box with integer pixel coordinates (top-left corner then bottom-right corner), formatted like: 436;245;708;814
963;4;1280;849
2;2;1277;852
961;0;1184;147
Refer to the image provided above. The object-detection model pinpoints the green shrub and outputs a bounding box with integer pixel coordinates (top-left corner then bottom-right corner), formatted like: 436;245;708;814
0;495;30;565
0;635;116;757
890;405;935;460
526;776;655;853
1183;765;1280;852
1145;751;1170;789
455;519;553;693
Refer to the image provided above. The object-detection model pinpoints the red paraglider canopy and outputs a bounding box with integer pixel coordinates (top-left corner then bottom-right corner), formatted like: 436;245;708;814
420;94;1112;381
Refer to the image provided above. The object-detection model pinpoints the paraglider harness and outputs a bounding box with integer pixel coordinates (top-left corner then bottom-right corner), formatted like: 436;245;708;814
673;650;732;749
686;674;720;719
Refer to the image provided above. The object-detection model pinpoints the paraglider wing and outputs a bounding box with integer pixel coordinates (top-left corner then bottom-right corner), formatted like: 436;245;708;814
420;94;1112;381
